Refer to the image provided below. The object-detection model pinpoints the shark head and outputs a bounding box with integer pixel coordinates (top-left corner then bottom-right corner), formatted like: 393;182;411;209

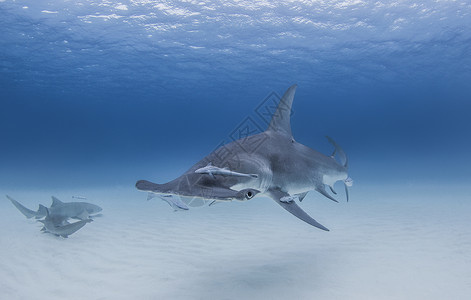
136;179;260;202
85;203;102;214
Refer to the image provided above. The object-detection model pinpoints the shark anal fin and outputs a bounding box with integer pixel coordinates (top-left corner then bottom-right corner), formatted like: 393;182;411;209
267;189;329;231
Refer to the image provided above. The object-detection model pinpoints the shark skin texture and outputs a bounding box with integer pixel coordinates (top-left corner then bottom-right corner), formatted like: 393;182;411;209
136;85;352;231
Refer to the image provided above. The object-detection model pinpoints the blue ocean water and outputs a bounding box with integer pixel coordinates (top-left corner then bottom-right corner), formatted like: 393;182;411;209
1;1;471;189
2;2;471;299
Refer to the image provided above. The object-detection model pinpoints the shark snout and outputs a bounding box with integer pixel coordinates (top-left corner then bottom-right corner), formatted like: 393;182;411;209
87;204;102;214
136;180;158;191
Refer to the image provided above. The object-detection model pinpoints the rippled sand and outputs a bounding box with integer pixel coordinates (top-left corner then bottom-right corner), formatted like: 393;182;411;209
1;184;469;300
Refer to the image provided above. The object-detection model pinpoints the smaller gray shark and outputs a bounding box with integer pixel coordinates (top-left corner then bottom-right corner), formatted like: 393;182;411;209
38;196;102;221
7;195;102;222
38;208;92;238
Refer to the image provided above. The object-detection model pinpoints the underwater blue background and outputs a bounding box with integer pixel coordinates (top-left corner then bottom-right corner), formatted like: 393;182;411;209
1;0;470;190
1;2;471;300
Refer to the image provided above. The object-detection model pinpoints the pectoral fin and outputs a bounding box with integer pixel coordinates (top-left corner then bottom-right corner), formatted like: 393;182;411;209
266;189;329;231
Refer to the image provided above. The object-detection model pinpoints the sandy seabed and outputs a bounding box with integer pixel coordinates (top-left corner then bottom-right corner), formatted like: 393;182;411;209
0;184;469;300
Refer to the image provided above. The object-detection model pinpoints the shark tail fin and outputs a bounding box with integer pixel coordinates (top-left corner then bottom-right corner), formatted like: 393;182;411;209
343;177;353;202
7;195;37;219
266;84;297;136
326;136;353;202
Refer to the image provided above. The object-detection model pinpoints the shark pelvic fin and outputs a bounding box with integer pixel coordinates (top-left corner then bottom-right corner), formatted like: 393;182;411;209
315;185;339;203
266;188;329;231
266;84;297;136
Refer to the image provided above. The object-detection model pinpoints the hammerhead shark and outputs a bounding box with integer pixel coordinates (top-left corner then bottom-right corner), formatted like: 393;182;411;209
136;85;352;230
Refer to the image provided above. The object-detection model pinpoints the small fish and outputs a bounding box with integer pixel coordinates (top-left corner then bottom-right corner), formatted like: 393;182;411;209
195;162;259;179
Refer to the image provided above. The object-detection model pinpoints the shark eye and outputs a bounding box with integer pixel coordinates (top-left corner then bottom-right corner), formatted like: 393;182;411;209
245;190;254;199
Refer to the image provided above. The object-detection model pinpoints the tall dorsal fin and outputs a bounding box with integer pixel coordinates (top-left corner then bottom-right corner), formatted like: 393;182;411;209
51;196;63;207
266;84;297;136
